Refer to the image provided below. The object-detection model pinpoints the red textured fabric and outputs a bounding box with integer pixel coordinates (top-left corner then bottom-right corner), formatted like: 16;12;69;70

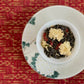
0;0;84;84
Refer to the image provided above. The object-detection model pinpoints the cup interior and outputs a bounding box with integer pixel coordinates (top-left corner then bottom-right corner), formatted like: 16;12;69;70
36;20;80;65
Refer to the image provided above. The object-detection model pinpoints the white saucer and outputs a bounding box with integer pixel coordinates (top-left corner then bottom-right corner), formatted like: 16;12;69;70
22;6;84;79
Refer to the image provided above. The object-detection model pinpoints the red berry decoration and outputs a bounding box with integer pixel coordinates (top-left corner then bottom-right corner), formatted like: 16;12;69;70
55;43;61;50
66;28;68;32
50;41;53;46
43;32;48;41
43;32;46;37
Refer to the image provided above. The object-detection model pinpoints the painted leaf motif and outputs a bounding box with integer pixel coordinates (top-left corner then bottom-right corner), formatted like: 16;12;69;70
46;71;59;78
29;17;35;25
25;56;28;61
22;41;26;48
35;53;39;57
54;71;59;76
22;41;30;48
31;53;39;71
52;71;59;78
26;43;30;47
34;41;36;44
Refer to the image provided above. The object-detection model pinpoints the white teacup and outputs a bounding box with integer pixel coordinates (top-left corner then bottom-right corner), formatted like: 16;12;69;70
36;20;80;65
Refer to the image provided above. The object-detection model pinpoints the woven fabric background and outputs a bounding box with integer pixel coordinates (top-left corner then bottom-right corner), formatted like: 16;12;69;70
0;0;84;84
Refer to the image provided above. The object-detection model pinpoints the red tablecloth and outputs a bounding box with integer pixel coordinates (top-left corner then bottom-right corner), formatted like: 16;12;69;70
0;0;84;84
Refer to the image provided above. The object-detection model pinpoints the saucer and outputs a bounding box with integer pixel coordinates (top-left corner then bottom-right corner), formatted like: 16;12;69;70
22;6;84;79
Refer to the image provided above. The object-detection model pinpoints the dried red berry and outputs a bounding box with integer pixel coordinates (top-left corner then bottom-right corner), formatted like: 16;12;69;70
44;37;48;41
50;41;53;46
43;32;46;37
43;32;48;41
55;43;61;50
66;28;68;32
